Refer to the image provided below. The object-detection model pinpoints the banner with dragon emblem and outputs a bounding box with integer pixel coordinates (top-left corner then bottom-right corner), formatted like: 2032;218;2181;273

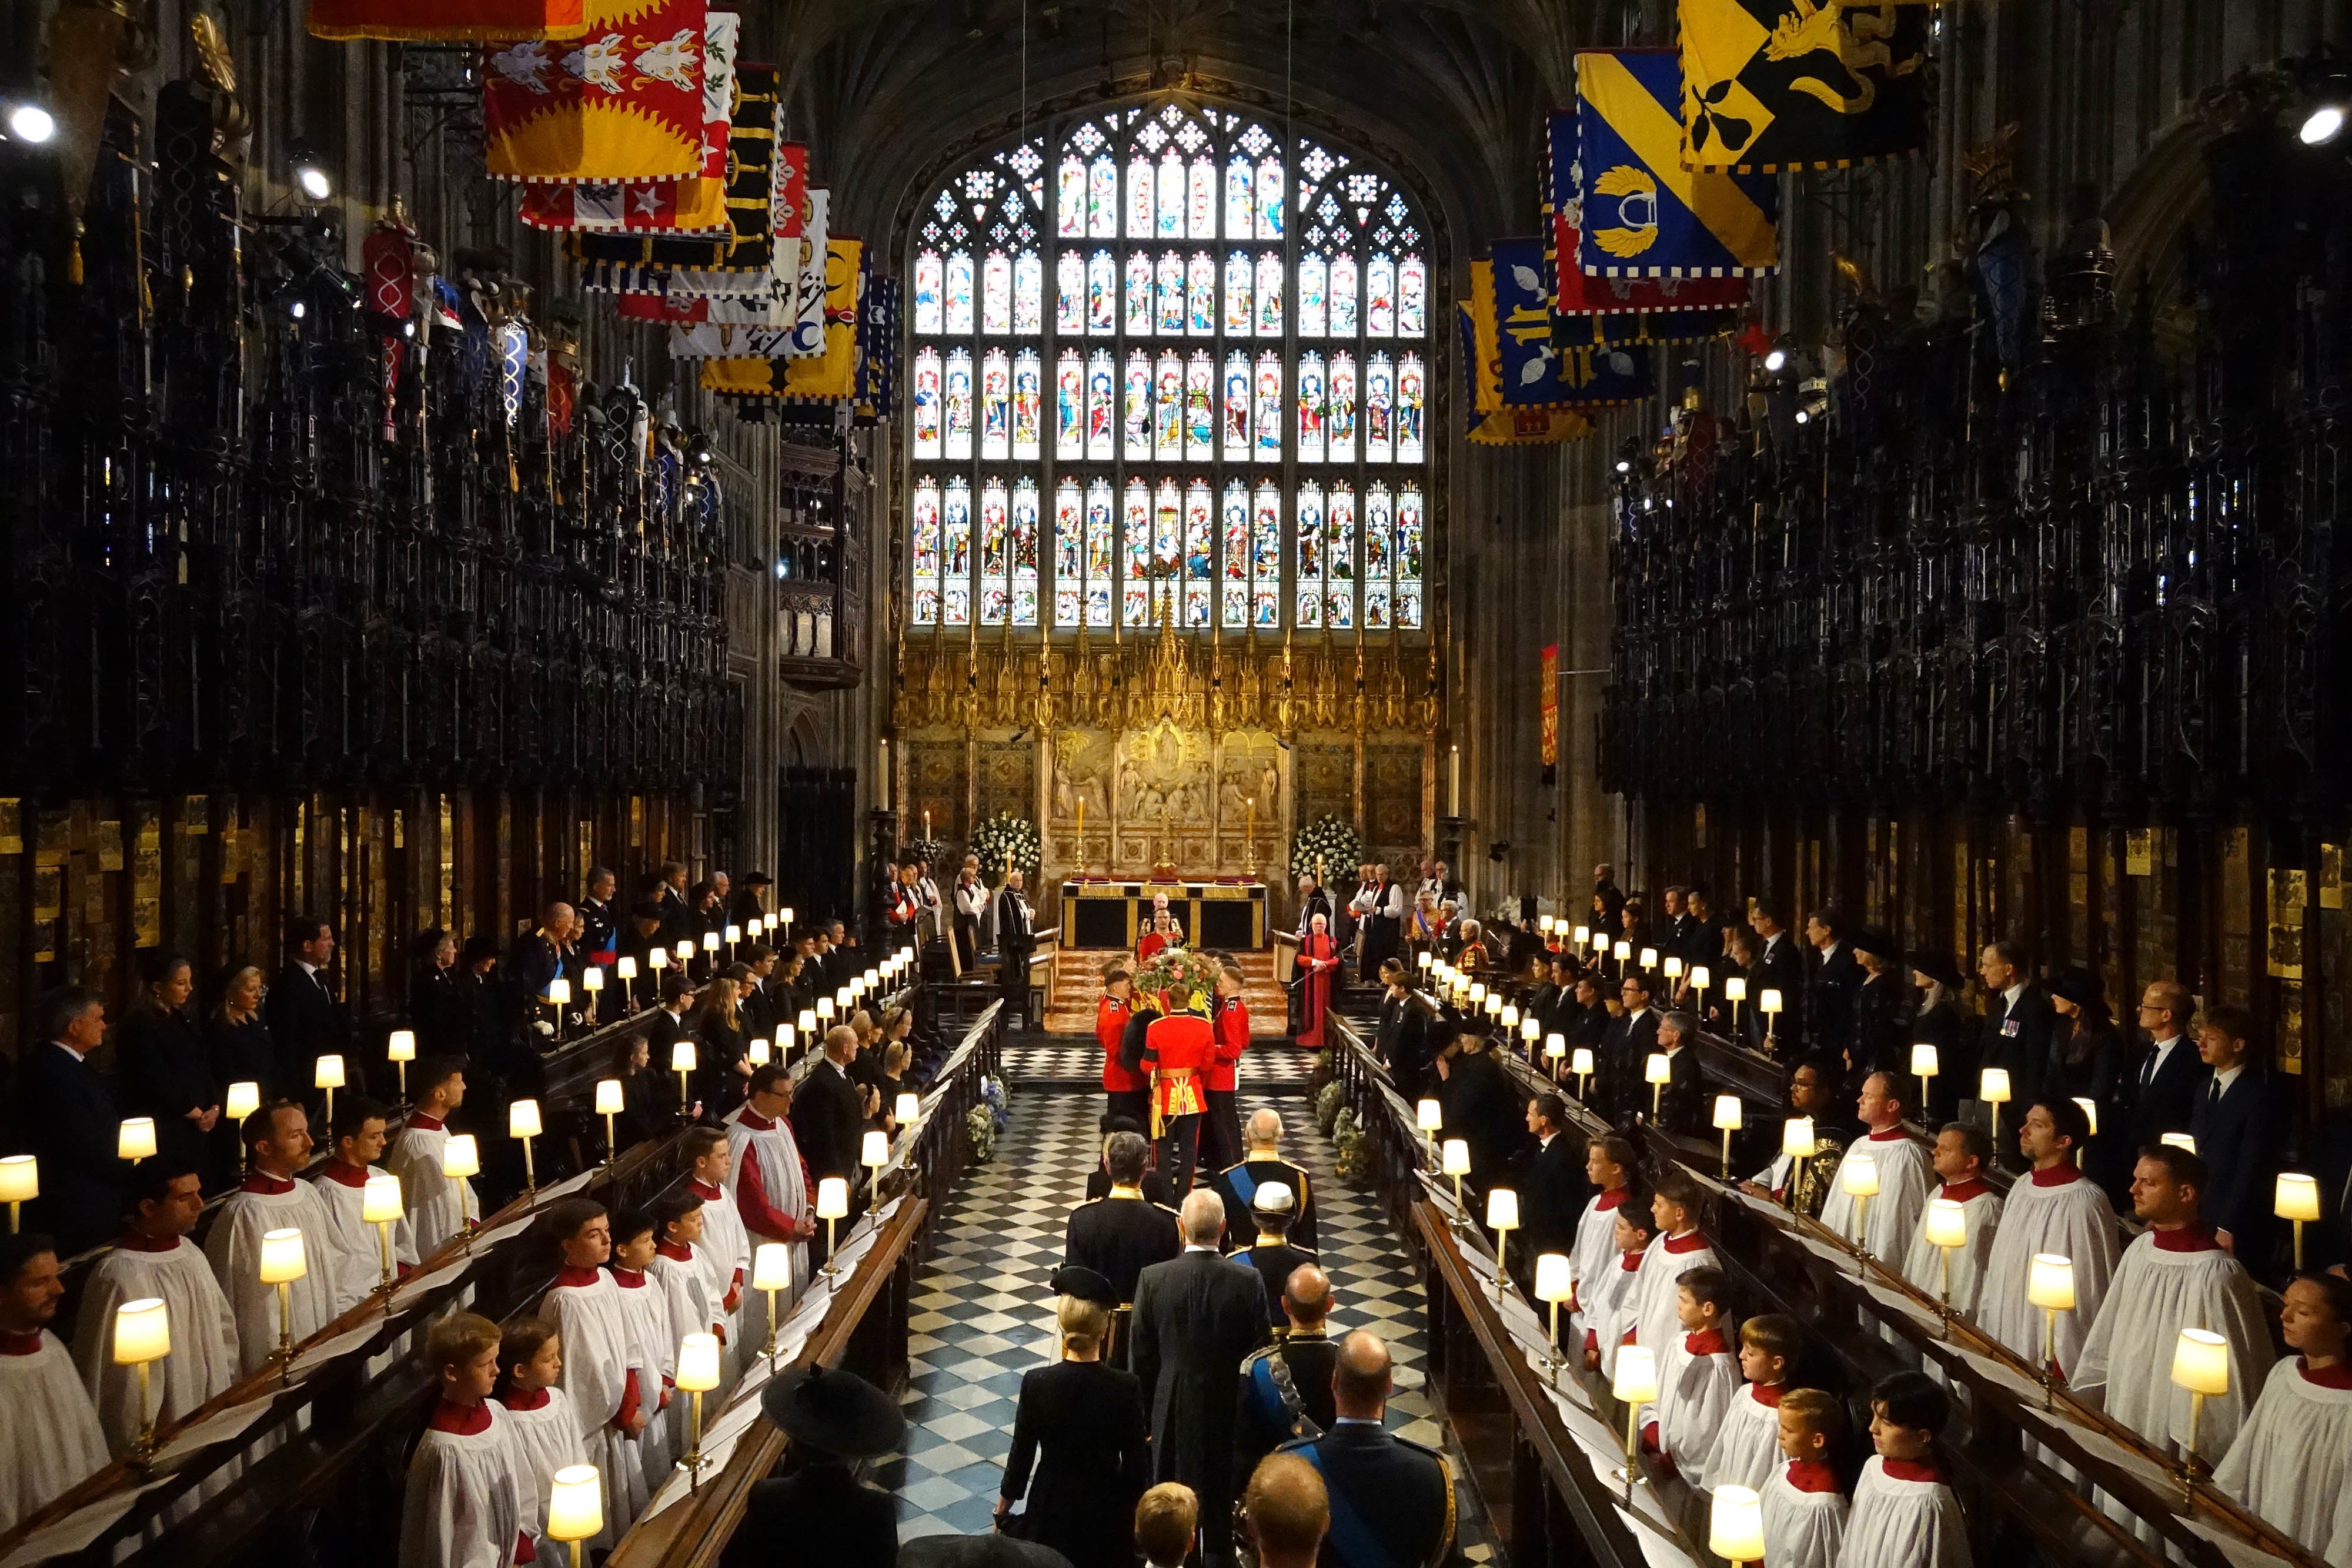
1478;246;1656;412
516;9;736;231
309;0;587;41
1544;112;1752;313
1575;49;1780;277
1679;0;1932;172
483;0;708;182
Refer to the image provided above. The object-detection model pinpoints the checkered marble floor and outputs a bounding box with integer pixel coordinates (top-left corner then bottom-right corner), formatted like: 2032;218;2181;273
998;1035;1324;1090
876;1078;1465;1547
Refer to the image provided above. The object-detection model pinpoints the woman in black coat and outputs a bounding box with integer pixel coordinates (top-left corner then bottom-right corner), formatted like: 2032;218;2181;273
1905;950;1975;1123
203;963;275;1185
119;952;219;1176
607;1034;662;1155
995;1292;1149;1568
409;928;465;1058
1847;928;1912;1084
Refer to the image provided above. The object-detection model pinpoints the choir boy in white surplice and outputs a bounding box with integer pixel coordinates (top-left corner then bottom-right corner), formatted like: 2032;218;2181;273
651;1191;723;1361
1837;1372;1970;1568
539;1200;656;1546
723;1065;814;1343
1816;1075;1935;1260
2073;1144;2269;1465
680;1129;747;1360
606;1211;679;1487
1582;1203;1655;1381
313;1096;421;1315
1696;1312;1800;1494
399;1312;532;1568
493;1318;589;1563
72;1164;240;1459
2216;1273;2352;1564
1760;1389;1849;1568
1976;1099;2120;1379
1899;1125;2003;1318
1566;1136;1635;1349
1622;1171;1718;1369
1648;1266;1740;1473
386;1060;480;1257
206;1101;343;1375
0;1235;112;1535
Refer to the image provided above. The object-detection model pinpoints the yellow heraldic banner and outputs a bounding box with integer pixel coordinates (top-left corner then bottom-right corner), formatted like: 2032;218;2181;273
700;239;863;400
1457;299;1596;447
309;0;588;41
1679;0;1933;173
1575;49;1779;277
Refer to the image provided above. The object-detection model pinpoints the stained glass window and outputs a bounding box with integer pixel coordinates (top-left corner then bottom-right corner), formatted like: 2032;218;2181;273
907;103;1432;634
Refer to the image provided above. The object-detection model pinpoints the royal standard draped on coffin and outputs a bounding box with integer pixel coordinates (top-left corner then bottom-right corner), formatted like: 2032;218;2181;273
1458;303;1595;447
483;0;707;182
1573;49;1780;278
1544;111;1751;315
309;0;587;41
1679;0;1932;173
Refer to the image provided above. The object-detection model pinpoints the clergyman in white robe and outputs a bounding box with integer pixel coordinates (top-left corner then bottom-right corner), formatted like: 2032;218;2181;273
387;1112;480;1258
72;1235;241;1457
1899;1176;2002;1319
1836;1455;1970;1568
543;1266;655;1547
205;1172;344;1375
1976;1164;2121;1379
1817;1129;1934;1261
1760;1458;1847;1568
398;1400;527;1568
2073;1229;2269;1463
0;1328;112;1534
2214;1355;2352;1563
723;1105;811;1347
313;1162;421;1315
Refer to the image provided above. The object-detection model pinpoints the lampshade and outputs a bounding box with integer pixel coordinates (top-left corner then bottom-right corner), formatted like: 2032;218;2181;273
862;1130;890;1168
540;977;568;1009
1573;925;1591;947
896;1092;920;1124
617;956;639;980
1613;941;1631;962
1645;1053;1671;1085
1709;1486;1766;1563
1441;1139;1472;1178
1759;988;1783;1014
1417;1099;1444;1133
676;1331;723;1392
834;987;851;1008
1484;995;1504;1018
1840;1150;1880;1198
545;1465;603;1543
0;1155;35;1203
864;967;879;987
2072;1097;2099;1137
1571;1047;1596;1076
442;1134;480;1180
1521;1018;1541;1044
118;1118;158;1162
1468;982;1486;1005
596;1079;624;1115
2161;1131;2197;1154
583;968;604;993
751;1241;794;1292
1979;1067;2012;1104
1539;914;1556;933
1487;1188;1519;1230
387;1029;417;1062
780;1025;797;1056
1417;950;1433;969
2026;1252;2075;1311
258;1228;307;1285
674;941;694;962
1713;1095;1743;1132
2277;1172;2322;1223
647;947;669;972
1534;1252;1573;1303
509;1099;543;1139
363;1169;405;1223
225;1082;261;1121
1639;947;1658;969
747;1038;771;1066
2171;1328;2230;1396
1591;932;1609;952
1545;1032;1566;1059
815;1176;850;1220
817;999;836;1022
1723;977;1746;1002
1909;1043;1938;1078
1782;1118;1816;1159
1501;1003;1520;1028
1612;1344;1659;1404
112;1298;171;1365
781;908;796;924
1690;965;1710;990
724;924;741;945
315;1054;346;1089
702;932;720;952
1663;956;1684;979
670;1040;697;1073
1924;1198;1968;1250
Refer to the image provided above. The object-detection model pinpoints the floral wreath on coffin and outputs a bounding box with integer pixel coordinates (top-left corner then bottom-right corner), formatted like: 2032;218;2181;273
1131;945;1222;1015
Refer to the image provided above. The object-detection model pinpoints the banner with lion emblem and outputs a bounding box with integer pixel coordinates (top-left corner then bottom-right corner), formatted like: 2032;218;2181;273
1679;0;1932;172
1575;49;1780;278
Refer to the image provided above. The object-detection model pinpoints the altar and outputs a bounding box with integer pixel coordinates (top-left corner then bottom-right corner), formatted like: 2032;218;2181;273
1061;880;1270;951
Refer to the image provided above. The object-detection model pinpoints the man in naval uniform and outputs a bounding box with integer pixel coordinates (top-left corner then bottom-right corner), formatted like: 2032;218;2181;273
1214;1108;1318;1255
1237;1183;1318;1331
1064;1129;1181;1367
1276;1330;1455;1568
1235;1262;1339;1492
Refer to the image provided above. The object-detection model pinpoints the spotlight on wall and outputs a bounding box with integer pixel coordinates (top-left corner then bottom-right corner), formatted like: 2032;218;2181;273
292;144;333;202
2302;104;2346;145
5;102;56;144
1763;347;1789;373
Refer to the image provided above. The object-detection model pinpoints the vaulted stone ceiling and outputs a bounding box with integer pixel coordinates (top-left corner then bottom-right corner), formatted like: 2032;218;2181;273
748;0;1605;270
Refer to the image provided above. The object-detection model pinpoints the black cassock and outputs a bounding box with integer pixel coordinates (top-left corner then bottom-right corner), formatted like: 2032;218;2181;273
1131;1248;1268;1563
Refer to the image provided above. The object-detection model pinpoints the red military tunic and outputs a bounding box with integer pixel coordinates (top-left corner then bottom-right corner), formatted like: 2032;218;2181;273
1141;1010;1216;1136
1098;994;1145;1094
1208;998;1248;1092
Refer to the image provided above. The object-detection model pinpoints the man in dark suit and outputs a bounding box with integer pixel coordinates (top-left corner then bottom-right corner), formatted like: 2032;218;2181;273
1373;960;1434;1101
1745;905;1806;1053
1976;940;2056;1144
726;1365;902;1568
2187;1004;2288;1262
1515;1092;1588;1265
266;915;353;1110
1215;1107;1318;1254
793;1025;874;1218
739;944;783;1043
1132;1189;1272;1567
2120;979;2206;1154
654;860;695;948
1275;1330;1455;1568
577;867;619;971
1084;1118;1179;1208
644;974;700;1113
1805;908;1860;1059
1235;1263;1339;1489
18;986;130;1253
1067;1130;1182;1365
1434;1030;1525;1195
1237;1184;1318;1329
1652;1010;1705;1134
994;877;1034;1024
1603;972;1663;1124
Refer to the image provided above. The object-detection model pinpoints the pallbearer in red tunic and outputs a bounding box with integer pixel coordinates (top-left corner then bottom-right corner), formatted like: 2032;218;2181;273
1293;913;1340;1049
1201;962;1250;1170
1098;968;1147;1128
1141;994;1217;1199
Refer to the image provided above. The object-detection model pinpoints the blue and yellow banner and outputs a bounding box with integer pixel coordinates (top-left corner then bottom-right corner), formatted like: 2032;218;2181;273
1479;245;1656;412
1575;49;1779;278
1459;300;1595;445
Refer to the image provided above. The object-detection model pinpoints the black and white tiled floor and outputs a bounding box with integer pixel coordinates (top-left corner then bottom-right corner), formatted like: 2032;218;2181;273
998;1035;1323;1089
874;1057;1451;1544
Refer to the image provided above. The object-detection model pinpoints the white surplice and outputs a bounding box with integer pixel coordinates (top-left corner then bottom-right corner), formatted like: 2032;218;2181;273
386;1116;481;1258
1565;1188;1629;1345
687;1178;749;1366
1836;1456;1970;1568
2213;1356;2352;1564
497;1386;589;1560
543;1269;655;1547
2072;1231;2269;1462
1626;1231;1719;1365
610;1268;679;1488
311;1164;422;1316
1696;1382;1786;1494
723;1107;810;1347
1975;1165;2121;1379
1652;1329;1740;1470
1817;1130;1935;1261
1586;1250;1645;1381
1898;1179;2003;1319
72;1237;240;1457
0;1329;112;1534
205;1177;345;1375
397;1403;525;1568
1760;1460;1848;1568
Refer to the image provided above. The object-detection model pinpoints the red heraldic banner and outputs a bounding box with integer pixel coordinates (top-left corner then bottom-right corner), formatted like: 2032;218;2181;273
1541;644;1559;767
483;0;707;182
309;0;587;40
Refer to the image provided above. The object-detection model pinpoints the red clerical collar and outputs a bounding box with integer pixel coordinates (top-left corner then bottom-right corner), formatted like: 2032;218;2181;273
1866;1126;1907;1142
2299;1360;2352;1389
657;1242;695;1263
1786;1460;1839;1493
410;1114;446;1132
553;1266;603;1289
739;1110;776;1131
1882;1458;1942;1484
1685;1329;1728;1356
242;1172;296;1195
1750;1383;1784;1407
2150;1226;2220;1252
611;1267;648;1289
0;1330;41;1356
690;1179;725;1201
2029;1164;2083;1186
429;1399;492;1436
1594;1188;1628;1212
116;1231;181;1253
501;1388;553;1411
1938;1178;1991;1203
320;1160;370;1188
1663;1231;1708;1255
1619;1250;1645;1272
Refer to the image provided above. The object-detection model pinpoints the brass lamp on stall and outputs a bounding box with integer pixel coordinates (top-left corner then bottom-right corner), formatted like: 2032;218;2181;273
2278;1174;2321;1269
1923;1198;1967;1330
863;1129;891;1199
1570;1047;1595;1101
747;1037;771;1068
779;1024;798;1062
1979;1068;2012;1149
1758;988;1783;1049
1441;1139;1472;1217
671;1041;697;1112
546;977;570;1041
896;1092;921;1153
1840;1151;1880;1254
816;998;837;1027
510;1099;543;1196
441;1135;481;1249
1611;1345;1659;1502
1709;1485;1766;1568
1690;964;1711;1018
582;967;604;1020
1416;1099;1444;1168
119;1117;158;1164
646;947;669;997
387;1030;417;1102
1572;924;1590;950
224;1083;261;1173
616;954;639;1008
0;1155;35;1233
2072;1098;2099;1166
701;932;721;972
723;923;742;961
1485;1188;1519;1296
113;1296;171;1465
315;1055;346;1129
816;1178;850;1279
796;1009;818;1050
1520;1016;1541;1054
258;1227;307;1383
1499;1002;1519;1031
674;940;696;978
2026;1253;2074;1408
1781;1118;1816;1212
1712;1095;1742;1178
1910;1042;1937;1119
752;1242;792;1364
1612;941;1631;974
2171;1328;2230;1492
596;1079;624;1166
1643;1053;1670;1120
1638;946;1658;975
1534;1252;1573;1376
363;1169;405;1293
1484;994;1503;1021
1544;1032;1566;1081
1723;976;1746;1034
546;1464;603;1568
676;1332;723;1487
